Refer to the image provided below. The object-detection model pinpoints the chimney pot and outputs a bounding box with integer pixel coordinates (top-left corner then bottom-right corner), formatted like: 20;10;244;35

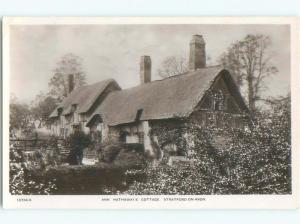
189;34;206;71
140;56;151;84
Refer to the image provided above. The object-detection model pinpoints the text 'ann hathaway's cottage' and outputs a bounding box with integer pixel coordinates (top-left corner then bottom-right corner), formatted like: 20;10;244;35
49;35;251;158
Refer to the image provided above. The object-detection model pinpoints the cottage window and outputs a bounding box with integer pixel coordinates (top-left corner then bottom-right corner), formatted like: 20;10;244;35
57;108;63;116
213;91;225;111
71;104;77;112
214;100;221;110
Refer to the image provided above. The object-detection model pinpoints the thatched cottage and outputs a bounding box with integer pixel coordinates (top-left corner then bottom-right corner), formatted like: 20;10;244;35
50;35;250;158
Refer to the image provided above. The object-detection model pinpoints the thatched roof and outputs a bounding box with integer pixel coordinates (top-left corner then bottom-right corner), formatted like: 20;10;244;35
87;66;249;126
49;79;120;118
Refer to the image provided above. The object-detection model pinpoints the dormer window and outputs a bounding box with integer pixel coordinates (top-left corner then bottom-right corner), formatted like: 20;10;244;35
71;104;77;113
57;108;63;116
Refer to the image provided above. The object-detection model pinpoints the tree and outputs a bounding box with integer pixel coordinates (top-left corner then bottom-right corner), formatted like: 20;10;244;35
261;94;291;143
219;34;278;114
49;53;86;101
31;92;58;128
157;56;189;78
10;101;33;138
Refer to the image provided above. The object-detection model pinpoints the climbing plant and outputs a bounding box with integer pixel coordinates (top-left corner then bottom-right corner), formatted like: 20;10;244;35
125;99;291;195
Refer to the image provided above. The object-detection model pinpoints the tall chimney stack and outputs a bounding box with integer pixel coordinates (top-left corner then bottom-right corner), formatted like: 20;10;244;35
189;35;206;71
68;74;74;93
140;56;151;84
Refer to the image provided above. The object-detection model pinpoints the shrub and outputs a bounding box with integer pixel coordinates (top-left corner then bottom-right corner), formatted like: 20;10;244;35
66;130;91;165
9;141;58;195
125;99;291;195
113;144;146;168
100;143;123;163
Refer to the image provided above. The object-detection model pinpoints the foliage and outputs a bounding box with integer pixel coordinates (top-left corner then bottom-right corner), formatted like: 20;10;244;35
219;34;278;114
100;143;123;163
9;101;34;138
49;53;86;101
31;92;58;127
113;144;146;167
94;141;146;167
157;56;188;78
66;130;91;165
9;140;59;195
125;96;291;195
39;163;146;195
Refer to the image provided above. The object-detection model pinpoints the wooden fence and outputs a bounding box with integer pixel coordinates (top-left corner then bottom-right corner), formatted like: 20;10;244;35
10;138;64;152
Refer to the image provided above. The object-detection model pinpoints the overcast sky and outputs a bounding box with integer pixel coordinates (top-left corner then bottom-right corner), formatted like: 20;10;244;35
9;24;290;103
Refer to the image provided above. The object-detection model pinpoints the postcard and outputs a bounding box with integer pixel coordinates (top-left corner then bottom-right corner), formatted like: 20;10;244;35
2;17;299;209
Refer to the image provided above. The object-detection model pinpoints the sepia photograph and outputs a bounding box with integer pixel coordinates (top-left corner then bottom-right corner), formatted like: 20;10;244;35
2;17;299;209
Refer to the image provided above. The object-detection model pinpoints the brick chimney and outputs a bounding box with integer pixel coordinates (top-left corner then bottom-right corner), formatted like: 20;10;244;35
189;35;206;71
140;56;151;84
68;74;74;93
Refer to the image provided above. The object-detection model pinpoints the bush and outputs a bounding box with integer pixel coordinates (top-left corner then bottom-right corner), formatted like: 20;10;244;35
97;142;145;164
100;143;123;163
66;130;91;165
114;145;146;167
9;141;58;195
125;99;291;195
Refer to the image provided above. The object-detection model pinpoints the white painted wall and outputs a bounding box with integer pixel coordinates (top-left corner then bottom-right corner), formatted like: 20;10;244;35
142;121;153;155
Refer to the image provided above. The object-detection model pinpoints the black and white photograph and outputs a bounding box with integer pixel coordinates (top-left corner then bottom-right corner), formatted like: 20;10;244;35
2;17;299;209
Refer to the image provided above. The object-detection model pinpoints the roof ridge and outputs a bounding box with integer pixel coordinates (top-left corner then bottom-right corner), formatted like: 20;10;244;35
82;78;116;88
158;64;223;81
114;64;223;93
